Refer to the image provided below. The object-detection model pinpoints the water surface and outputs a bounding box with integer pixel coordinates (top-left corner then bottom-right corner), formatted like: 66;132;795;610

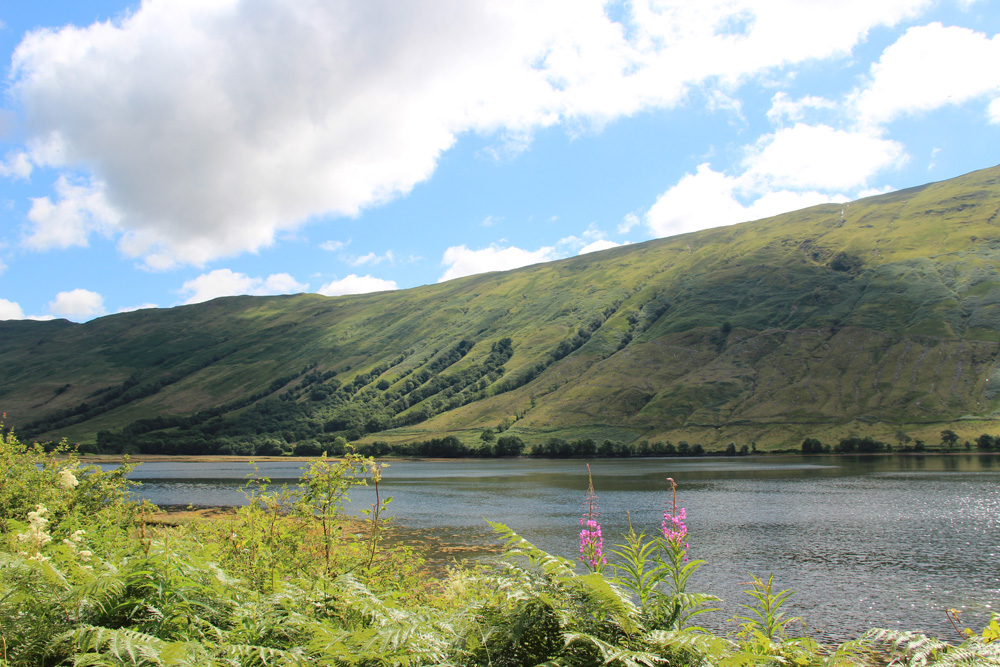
124;455;1000;640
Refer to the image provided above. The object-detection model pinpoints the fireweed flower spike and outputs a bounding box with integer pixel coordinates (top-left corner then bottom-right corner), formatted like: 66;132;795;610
663;477;689;562
579;464;607;572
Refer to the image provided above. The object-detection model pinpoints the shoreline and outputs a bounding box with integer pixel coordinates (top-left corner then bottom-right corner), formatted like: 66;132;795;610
74;450;999;464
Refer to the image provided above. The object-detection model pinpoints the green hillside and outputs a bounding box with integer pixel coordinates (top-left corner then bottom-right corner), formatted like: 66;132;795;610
3;165;1000;453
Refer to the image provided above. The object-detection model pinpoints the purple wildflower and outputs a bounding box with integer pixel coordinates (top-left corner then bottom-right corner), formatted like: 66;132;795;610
663;477;689;562
579;464;606;571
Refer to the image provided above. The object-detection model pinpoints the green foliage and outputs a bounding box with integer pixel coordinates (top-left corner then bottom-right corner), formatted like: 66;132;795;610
865;624;1000;667
2;430;996;666
725;572;830;666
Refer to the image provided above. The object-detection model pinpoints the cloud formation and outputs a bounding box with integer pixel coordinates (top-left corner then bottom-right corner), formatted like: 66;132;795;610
48;288;105;319
317;274;398;296
24;176;120;250
439;244;557;282
855;23;1000;125
348;250;395;267
180;269;308;304
578;240;622;254
7;0;932;268
0;298;25;320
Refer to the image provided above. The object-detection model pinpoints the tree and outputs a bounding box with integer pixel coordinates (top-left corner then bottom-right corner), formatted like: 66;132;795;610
494;435;525;457
940;430;959;448
294;439;325;457
801;438;822;454
480;428;496;444
894;429;911;449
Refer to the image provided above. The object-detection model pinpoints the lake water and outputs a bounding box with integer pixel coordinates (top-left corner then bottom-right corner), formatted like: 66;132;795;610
122;455;1000;640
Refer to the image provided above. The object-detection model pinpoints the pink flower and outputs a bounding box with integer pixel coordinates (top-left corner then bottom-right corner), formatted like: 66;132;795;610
663;477;690;562
579;465;606;570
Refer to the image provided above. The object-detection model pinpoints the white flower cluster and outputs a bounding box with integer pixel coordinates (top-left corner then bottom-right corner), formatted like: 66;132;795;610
58;467;79;489
16;505;53;561
63;529;92;561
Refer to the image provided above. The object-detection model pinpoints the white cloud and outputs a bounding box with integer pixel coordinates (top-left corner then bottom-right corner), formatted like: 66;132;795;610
0;298;25;320
556;222;617;254
617;212;640;234
0;151;32;179
646;120;906;239
578;240;622;254
23;176;121;250
855;23;1000;125
766;92;837;125
439;243;557;282
48;288;106;320
348;250;395;267
320;240;347;251
646;163;839;238
743;123;906;191
180;269;308;304
7;0;931;267
317;274;398;296
988;98;1000;124
117;303;159;313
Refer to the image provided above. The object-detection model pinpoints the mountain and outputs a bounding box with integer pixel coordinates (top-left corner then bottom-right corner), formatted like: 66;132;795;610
3;166;1000;453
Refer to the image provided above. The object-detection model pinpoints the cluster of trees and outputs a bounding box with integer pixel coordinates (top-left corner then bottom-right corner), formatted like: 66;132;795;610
802;430;1000;455
286;434;527;459
41;296;683;458
93;339;517;455
530;438;756;458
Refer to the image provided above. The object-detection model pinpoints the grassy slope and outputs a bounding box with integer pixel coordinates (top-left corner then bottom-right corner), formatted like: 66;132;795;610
2;165;1000;450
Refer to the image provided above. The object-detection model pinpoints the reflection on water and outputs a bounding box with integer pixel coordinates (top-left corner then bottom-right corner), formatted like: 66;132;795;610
120;455;1000;640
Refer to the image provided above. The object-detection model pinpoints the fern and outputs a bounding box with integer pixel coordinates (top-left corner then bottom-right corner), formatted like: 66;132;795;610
554;631;663;666
865;627;1000;666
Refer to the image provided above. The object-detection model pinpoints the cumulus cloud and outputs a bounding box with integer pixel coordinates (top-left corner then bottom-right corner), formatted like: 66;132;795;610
180;269;308;304
578;239;622;254
439;243;557;282
317;274;398;296
855;23;1000;125
646;163;839;238
989;98;1000;124
23;176;120;250
743;124;906;191
646;121;906;238
48;288;106;320
0;298;26;320
7;0;930;267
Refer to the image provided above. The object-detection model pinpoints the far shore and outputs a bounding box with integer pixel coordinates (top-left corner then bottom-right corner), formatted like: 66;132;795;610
70;450;998;465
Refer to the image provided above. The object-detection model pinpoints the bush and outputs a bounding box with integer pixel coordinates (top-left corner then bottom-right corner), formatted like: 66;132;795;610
294;439;325;456
494;434;525;457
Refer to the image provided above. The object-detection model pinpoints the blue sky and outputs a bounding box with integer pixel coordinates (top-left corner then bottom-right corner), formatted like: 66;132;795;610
1;0;998;321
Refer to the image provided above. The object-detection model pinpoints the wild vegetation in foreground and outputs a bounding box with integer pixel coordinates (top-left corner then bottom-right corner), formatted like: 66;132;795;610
2;427;998;666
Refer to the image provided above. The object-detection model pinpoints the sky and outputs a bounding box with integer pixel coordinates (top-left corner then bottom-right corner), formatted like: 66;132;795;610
0;0;998;322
